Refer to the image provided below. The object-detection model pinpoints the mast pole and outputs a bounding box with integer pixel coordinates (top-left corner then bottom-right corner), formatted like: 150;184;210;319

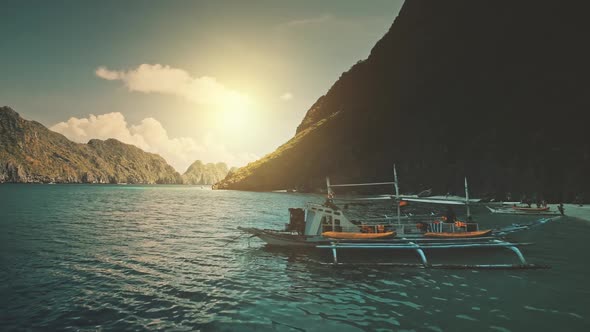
394;164;401;224
326;177;332;196
465;177;471;219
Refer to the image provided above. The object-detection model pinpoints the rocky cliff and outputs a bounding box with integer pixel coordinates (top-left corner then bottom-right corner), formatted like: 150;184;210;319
214;0;590;202
182;161;232;185
0;106;183;184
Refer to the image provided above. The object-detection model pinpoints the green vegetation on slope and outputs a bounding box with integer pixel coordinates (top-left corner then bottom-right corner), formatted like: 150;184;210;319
215;0;590;202
182;160;233;185
0;106;182;184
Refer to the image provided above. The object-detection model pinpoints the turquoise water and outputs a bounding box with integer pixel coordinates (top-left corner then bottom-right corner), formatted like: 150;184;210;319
1;185;589;331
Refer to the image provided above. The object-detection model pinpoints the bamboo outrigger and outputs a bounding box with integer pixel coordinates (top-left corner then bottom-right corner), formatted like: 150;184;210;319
317;237;547;269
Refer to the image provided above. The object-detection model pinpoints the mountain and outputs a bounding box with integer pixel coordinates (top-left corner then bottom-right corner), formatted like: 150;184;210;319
0;106;183;184
214;0;590;202
182;161;232;185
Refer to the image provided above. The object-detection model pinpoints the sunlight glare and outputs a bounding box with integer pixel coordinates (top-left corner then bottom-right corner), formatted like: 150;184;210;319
218;92;254;132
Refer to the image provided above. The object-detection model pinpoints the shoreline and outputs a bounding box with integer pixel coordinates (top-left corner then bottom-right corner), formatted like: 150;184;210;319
0;182;214;186
2;182;589;222
549;203;590;222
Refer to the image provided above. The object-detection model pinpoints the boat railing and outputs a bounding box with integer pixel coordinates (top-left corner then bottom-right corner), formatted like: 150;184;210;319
351;214;438;225
358;214;435;222
353;217;401;226
427;221;479;233
320;220;480;234
321;224;392;233
386;221;480;235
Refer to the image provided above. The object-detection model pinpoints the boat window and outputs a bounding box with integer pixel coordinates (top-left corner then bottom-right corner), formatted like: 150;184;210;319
334;212;341;215
325;210;332;214
335;219;340;225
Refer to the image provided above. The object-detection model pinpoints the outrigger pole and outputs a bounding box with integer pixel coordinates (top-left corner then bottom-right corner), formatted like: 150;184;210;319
394;164;401;224
317;239;548;269
465;177;471;219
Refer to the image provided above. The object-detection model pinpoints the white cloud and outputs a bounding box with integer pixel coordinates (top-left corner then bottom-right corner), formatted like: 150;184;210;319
88;64;259;170
280;92;293;101
50;112;257;172
95;66;121;80
279;14;334;28
95;64;249;107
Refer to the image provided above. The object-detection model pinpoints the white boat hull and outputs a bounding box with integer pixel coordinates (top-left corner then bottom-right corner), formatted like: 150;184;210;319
238;227;323;246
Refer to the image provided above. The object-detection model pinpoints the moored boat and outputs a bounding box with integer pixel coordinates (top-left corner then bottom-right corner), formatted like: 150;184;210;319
242;171;490;246
512;206;549;212
237;166;548;269
487;206;560;215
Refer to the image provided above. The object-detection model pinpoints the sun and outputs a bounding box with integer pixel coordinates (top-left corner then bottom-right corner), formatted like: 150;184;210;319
217;92;253;132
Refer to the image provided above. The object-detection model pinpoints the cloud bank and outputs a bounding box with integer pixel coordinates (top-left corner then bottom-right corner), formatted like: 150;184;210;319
279;14;334;28
50;112;258;172
95;64;249;107
280;92;293;101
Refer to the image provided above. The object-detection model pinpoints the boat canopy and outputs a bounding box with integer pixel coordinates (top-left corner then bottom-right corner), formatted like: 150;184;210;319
325;164;476;220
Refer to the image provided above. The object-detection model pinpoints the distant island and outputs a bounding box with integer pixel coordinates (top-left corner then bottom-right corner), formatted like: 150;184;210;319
182;160;236;185
214;0;590;202
0;106;233;185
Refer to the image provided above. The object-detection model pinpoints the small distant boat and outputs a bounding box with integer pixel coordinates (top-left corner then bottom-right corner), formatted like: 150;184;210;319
271;189;297;193
322;231;396;239
400;196;482;205
512;206;549;212
417;188;433;197
487;206;560;215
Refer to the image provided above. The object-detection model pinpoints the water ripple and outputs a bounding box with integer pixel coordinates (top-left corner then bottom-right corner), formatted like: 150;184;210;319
1;185;589;331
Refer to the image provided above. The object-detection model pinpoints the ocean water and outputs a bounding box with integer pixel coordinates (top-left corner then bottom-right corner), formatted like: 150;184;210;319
1;184;589;331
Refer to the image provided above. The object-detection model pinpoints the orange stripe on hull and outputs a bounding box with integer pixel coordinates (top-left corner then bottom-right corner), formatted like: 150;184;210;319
424;229;492;238
322;231;396;239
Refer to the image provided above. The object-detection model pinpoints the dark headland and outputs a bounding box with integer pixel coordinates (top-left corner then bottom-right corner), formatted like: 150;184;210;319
214;0;590;202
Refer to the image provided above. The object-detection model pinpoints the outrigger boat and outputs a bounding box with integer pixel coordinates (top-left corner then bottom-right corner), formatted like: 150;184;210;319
239;166;548;269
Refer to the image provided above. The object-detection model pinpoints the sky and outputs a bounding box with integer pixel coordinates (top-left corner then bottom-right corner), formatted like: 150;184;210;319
0;0;404;172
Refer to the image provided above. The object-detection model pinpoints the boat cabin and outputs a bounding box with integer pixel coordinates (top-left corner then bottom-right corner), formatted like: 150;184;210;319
287;203;359;235
286;202;482;237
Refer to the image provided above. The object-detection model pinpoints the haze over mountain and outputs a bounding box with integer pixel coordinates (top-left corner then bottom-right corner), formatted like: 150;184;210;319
182;160;236;185
0;106;182;184
215;0;590;202
1;1;403;172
